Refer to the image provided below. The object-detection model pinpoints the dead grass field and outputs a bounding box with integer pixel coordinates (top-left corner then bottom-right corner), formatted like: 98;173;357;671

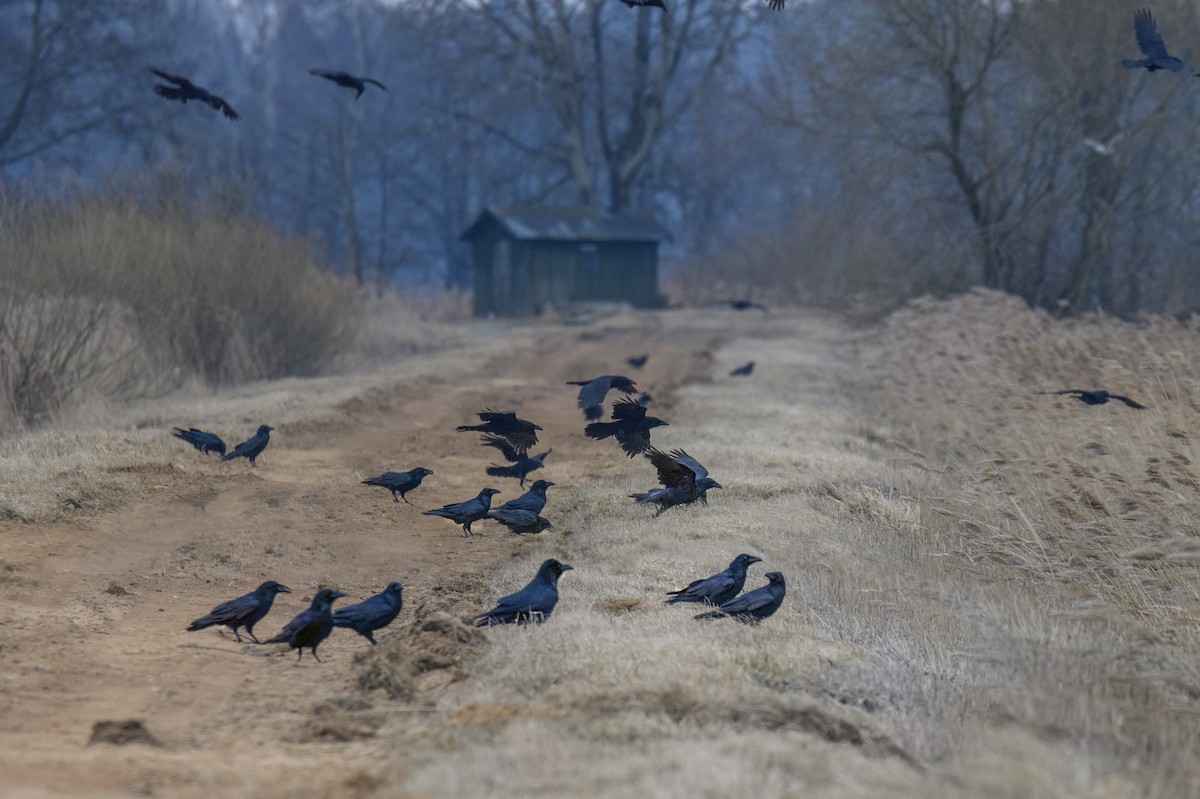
1;297;1198;797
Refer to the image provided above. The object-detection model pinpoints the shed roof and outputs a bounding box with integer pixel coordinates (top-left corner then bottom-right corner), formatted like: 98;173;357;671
461;205;669;243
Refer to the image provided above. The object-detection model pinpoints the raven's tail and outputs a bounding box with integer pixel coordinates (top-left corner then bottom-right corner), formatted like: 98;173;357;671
186;616;216;632
486;464;524;479
693;610;725;620
1121;59;1149;69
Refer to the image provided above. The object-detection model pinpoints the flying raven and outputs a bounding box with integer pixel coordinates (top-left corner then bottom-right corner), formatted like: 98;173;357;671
475;559;573;626
221;424;274;466
730;361;755;377
423;488;502;536
332;582;404;645
187;580;290;643
585;396;668;457
567;375;639;420
172;427;227;457
264;587;345;662
1122;8;1197;74
457;409;542;453
725;299;768;312
627;354;649;369
666;554;762;606
619;0;666;9
310;69;388;99
1039;389;1147;409
362;467;434;504
695;572;786;623
148;68;239;119
631;448;722;517
481;435;551;488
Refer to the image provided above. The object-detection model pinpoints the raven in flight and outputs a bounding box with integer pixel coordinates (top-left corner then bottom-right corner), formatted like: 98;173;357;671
567;375;639;420
1122;8;1197;74
619;0;666;9
1039;389;1147;409
423;488;502;536
729;361;755;377
148;68;239;119
264;587;345;662
631;448;722;516
221;424;274;466
362;467;434;504
172;427;226;457
481;435;551;488
187;580;290;643
332;582;404;645
487;507;553;535
725;299;768;312
695;572;786;623
666;554;762;606
767;0;785;9
457;409;542;453
585;396;667;457
475;559;573;626
627;354;649;369
310;69;388;99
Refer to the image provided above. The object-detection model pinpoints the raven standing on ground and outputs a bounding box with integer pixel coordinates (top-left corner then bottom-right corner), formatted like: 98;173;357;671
567;375;640;420
221;424;274;465
1122;8;1197;74
362;467;434;504
695;572;786;623
264;587;345;661
666;554;762;606
1039;389;1147;409
148;68;239;119
423;488;502;536
309;69;388;98
172;427;227;457
475;559;574;626
585;396;668;457
481;435;551;488
495;479;555;516
332;582;404;645
187;580;291;643
631;448;722;517
457;409;542;453
487;507;553;535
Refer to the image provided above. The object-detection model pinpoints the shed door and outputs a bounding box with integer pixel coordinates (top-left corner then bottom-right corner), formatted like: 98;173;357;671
493;239;512;311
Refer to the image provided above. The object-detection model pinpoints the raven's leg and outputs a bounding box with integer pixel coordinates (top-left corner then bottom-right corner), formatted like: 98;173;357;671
401;493;413;506
312;647;323;663
392;492;401;503
365;632;377;645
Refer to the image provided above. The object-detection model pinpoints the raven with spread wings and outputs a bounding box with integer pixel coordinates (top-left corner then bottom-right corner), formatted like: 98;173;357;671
148;68;239;119
631;447;722;516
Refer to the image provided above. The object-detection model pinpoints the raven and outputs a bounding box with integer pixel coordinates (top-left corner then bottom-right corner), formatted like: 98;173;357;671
1122;8;1197;74
695;572;786;623
172;427;227;457
332;582;403;645
481;435;551;488
148;68;239;119
631;448;722;517
221;424;274;466
487;507;553;535
475;559;573;626
457;409;542;453
627;354;649;369
264;587;345;661
1039;389;1146;409
620;0;666;9
726;299;768;312
423;488;502;536
666;554;762;606
362;467;434;504
767;0;785;9
495;479;555;516
310;68;388;98
567;375;639;420
730;361;755;377
585;396;668;457
187;580;291;643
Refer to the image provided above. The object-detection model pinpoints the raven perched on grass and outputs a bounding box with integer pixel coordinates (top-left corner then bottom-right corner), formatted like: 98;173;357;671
631;448;722;517
423;488;502;536
187;580;291;643
585;396;667;457
332;582;403;645
495;479;555;516
362;467;434;504
1039;389;1147;409
487;507;553;535
695;572;786;623
309;68;388;98
221;424;274;466
481;435;551;488
148;68;239;119
172;427;226;457
475;559;573;626
567;375;639;420
666;554;762;606
264;587;345;662
1122;8;1197;74
457;409;542;453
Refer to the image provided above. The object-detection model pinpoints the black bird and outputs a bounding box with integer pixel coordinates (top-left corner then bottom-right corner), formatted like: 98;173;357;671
666;554;763;606
487;507;554;535
457;409;542;454
495;479;555;516
481;435;551;488
1039;389;1147;409
695;572;786;623
187;580;291;643
730;361;755;377
567;375;639;420
627;354;649;369
475;559;574;626
331;582;404;645
309;69;388;99
221;424;274;466
362;467;434;504
631;448;722;517
767;0;785;9
148;68;239;119
620;0;666;9
1122;9;1197;74
726;299;769;312
264;587;345;662
585;396;668;457
423;488;502;536
172;427;227;457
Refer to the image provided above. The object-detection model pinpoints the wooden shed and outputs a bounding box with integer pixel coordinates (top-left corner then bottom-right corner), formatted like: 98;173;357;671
461;205;668;317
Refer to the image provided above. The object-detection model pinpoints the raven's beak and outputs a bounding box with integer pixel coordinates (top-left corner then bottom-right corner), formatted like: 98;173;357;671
279;585;292;593
561;564;574;571
712;482;723;489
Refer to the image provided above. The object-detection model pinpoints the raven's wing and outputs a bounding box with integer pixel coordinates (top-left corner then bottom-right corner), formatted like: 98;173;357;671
767;0;785;10
208;94;238;120
309;68;343;82
363;78;388;91
1043;390;1084;397
191;592;257;626
669;449;709;481
611;396;647;422
670;569;735;600
267;609;316;642
714;585;772;614
1109;394;1147;409
332;595;390;627
572;377;613;413
224;431;261;459
614;428;652;457
647;448;694;490
480;434;521;463
1134;8;1171;60
148;67;190;87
